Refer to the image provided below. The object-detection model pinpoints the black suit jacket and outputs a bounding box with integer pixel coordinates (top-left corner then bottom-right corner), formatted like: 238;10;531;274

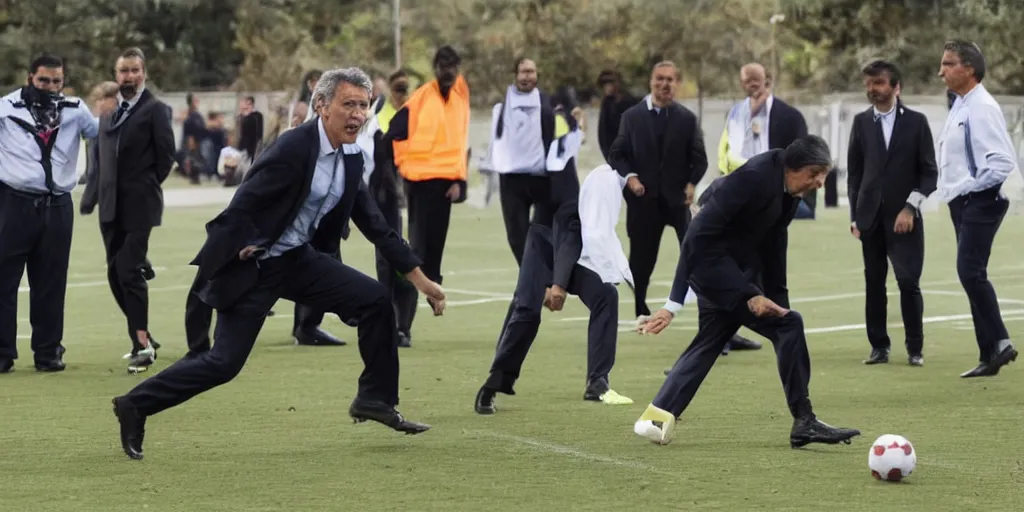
598;93;638;160
607;100;708;205
191;120;421;309
668;150;797;312
847;102;938;231
84;89;175;230
766;98;807;150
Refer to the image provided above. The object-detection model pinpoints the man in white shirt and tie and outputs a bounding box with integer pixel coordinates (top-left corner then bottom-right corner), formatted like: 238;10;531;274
0;53;99;373
937;39;1019;378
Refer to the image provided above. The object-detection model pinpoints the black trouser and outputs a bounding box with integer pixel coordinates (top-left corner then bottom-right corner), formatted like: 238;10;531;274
948;187;1011;363
860;214;925;355
126;244;400;417
484;225;619;393
625;193;689;317
655;297;813;419
0;184;73;363
374;184;417;336
498;173;551;266
185;250;341;353
404;178;455;284
100;222;152;353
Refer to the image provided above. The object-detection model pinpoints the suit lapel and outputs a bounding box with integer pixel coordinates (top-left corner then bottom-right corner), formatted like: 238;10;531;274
884;104;906;161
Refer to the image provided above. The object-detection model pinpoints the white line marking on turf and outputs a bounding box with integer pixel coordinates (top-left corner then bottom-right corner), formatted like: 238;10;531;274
469;430;675;476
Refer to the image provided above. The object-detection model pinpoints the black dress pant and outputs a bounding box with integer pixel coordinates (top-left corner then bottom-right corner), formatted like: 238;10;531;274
498;173;551;266
860;214;925;354
100;222;152;353
126;244;400;417
374;184;417;336
185;250;341;353
948;187;1011;363
403;178;456;333
655;297;813;419
625;193;689;317
0;185;73;363
485;225;619;392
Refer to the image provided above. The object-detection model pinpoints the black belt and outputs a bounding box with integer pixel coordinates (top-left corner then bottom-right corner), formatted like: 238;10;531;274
0;181;70;207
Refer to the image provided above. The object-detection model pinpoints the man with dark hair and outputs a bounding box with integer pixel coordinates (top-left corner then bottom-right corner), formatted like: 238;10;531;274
608;61;708;322
847;60;938;367
597;70;637;162
937;40;1019;378
237;95;263;163
632;135;861;449
486;56;571;265
82;47;176;373
383;45;470;344
112;68;444;460
0;53;99;373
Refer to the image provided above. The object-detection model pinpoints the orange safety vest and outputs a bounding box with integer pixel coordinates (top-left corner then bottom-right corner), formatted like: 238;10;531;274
392;75;470;182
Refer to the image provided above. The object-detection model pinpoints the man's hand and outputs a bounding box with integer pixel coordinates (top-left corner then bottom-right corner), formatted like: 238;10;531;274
544;285;567;312
406;268;446;316
684;183;695;206
639;309;674;335
850;222;860;240
445;182;461;201
239;245;263;260
894;207;915;234
747;295;789;318
626;175;645;196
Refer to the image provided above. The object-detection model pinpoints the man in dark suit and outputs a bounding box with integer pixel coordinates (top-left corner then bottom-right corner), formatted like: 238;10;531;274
82;47;175;374
608;61;708;321
111;68;444;460
597;70;638;162
632;136;861;448
847;60;938;367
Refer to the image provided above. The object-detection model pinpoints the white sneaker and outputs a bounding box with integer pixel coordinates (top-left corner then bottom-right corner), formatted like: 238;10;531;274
127;347;156;374
634;404;676;445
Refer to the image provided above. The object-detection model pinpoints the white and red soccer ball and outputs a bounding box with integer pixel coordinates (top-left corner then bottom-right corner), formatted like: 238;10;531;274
868;434;916;482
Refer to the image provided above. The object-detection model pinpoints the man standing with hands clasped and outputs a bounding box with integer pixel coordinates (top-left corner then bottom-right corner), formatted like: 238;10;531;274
632;136;860;449
847;60;937;367
608;61;707;324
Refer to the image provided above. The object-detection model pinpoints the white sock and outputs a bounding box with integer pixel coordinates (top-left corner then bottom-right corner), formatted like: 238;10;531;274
997;339;1013;352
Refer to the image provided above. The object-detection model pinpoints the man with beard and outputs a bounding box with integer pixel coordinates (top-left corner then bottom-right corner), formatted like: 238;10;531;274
608;61;708;323
847;60;937;367
82;47;176;373
383;45;469;342
0;53;99;373
486;57;572;265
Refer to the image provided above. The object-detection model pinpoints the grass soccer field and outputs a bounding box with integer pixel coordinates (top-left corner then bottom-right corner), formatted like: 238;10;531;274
2;179;1023;511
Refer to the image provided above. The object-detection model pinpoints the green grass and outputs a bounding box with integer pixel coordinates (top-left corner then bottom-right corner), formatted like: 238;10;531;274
3;196;1024;511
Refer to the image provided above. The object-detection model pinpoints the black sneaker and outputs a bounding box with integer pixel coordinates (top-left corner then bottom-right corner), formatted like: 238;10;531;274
790;416;860;448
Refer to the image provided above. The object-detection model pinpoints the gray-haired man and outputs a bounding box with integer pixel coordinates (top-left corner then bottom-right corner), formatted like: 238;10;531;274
112;68;445;460
632;136;861;449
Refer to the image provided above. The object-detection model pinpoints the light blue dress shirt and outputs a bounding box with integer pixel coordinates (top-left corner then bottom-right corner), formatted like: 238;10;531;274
266;118;360;257
938;83;1019;201
0;89;99;194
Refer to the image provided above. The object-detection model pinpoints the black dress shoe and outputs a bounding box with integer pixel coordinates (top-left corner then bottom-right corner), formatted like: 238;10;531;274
112;396;146;460
294;327;346;346
0;358;13;373
908;354;924;367
790;416;860;448
348;399;430;435
583;377;610;401
961;345;1018;378
474;386;496;415
728;335;763;350
863;348;889;365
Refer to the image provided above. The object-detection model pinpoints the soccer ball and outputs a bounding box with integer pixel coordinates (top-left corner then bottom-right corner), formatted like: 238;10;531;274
868;434;916;482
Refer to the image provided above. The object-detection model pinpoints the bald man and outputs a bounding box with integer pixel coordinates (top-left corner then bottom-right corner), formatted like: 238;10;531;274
708;63;808;356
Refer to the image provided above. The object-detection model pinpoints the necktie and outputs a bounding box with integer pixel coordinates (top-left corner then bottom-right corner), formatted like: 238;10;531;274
112;101;130;125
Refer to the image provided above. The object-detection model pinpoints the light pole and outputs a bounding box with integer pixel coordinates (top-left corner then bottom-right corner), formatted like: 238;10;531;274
769;13;785;92
394;0;402;69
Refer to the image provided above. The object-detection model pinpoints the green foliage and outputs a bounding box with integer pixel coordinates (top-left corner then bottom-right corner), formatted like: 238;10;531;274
0;0;1021;98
